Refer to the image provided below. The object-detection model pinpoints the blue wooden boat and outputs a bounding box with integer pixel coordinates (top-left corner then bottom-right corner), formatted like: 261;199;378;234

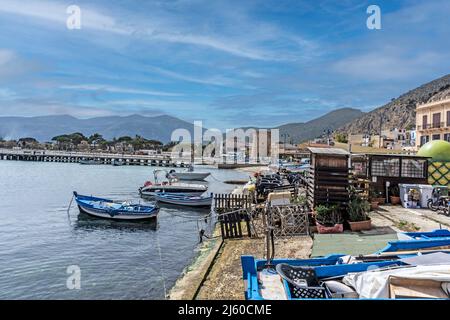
154;192;213;207
73;192;159;221
398;229;450;241
242;231;450;300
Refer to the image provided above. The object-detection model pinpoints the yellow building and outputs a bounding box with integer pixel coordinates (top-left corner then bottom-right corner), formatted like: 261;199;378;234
416;98;450;147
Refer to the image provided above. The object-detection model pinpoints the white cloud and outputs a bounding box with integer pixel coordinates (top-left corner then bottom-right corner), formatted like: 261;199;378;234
147;66;238;87
0;49;15;65
0;0;129;34
0;0;314;61
60;84;182;97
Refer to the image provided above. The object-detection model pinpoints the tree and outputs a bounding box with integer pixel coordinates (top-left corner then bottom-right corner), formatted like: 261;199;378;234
88;133;105;145
334;132;348;143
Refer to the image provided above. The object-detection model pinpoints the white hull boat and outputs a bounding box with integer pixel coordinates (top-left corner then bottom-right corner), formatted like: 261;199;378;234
154;193;213;207
170;171;210;181
139;182;208;197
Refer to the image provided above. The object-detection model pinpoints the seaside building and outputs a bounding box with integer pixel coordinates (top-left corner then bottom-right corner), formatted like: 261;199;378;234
416;98;450;147
348;129;415;150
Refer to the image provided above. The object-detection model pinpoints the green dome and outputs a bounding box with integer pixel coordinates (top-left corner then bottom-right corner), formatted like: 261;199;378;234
418;140;450;161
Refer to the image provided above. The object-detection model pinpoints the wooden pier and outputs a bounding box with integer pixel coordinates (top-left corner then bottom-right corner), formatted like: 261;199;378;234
0;148;188;167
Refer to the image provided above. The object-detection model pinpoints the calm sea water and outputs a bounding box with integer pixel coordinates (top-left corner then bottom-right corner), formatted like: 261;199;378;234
0;161;247;299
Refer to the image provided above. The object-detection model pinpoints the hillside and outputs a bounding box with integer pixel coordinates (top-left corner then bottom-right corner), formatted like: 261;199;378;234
276;108;364;143
340;74;450;134
0;114;198;143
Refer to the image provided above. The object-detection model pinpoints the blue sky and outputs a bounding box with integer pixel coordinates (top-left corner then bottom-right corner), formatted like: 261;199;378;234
0;0;449;130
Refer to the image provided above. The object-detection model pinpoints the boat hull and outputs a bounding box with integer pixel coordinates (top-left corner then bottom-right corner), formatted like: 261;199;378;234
171;172;210;181
139;184;208;198
73;192;159;221
77;205;158;220
155;194;212;207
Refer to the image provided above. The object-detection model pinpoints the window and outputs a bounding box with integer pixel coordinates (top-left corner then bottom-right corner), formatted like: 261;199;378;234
444;133;450;142
371;158;400;177
432;113;441;128
420;135;429;146
422;115;428;129
447;111;450;126
432;134;441;140
401;159;426;178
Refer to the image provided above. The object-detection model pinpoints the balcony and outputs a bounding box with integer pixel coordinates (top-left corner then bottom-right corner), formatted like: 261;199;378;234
417;122;446;130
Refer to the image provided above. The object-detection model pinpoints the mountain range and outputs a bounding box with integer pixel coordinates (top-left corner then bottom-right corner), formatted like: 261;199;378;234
1;73;449;143
0;114;197;143
0;108;364;144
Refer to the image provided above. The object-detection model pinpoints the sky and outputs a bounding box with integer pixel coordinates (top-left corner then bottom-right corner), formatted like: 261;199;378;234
0;0;449;130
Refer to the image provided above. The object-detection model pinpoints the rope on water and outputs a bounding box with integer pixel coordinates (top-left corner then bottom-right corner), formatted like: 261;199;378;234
155;232;167;299
66;194;74;226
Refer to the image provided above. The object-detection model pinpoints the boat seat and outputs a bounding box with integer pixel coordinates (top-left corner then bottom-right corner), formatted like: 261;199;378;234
275;264;330;299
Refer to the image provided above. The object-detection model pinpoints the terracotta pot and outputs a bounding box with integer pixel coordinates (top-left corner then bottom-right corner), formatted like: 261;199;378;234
374;197;386;205
316;222;343;234
349;219;372;231
370;201;379;210
390;196;401;205
309;225;318;234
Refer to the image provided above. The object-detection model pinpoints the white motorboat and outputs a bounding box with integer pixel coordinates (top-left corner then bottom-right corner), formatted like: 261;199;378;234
168;170;210;181
138;169;208;197
139;182;208;197
167;165;210;181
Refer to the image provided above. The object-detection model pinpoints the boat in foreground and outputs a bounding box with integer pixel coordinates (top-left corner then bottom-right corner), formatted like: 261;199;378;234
242;230;450;300
73;191;159;220
154;193;213;207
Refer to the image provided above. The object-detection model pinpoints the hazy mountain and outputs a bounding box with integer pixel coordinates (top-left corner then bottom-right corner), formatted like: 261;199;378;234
339;74;450;134
0;108;365;144
0;114;199;143
276;108;364;143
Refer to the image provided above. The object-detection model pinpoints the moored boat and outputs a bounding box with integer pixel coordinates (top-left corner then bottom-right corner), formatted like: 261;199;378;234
138;169;208;197
154;193;213;207
79;159;102;165
139;182;208;197
168;171;211;181
73;191;159;220
112;159;124;166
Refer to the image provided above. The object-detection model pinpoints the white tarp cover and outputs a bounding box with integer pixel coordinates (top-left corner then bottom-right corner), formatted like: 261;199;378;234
343;265;450;298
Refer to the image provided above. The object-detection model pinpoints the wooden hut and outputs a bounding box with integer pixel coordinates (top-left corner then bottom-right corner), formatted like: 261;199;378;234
307;147;350;208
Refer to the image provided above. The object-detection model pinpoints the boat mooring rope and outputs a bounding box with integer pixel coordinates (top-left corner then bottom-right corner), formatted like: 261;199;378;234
66;195;74;226
155;232;167;299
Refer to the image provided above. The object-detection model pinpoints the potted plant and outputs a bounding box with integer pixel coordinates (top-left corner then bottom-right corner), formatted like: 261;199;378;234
348;197;372;231
314;204;343;234
369;189;379;210
389;185;401;205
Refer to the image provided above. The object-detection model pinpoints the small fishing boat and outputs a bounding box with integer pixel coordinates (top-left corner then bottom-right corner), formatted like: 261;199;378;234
112;159;124;166
139;169;208;197
242;231;450;300
166;165;210;181
73;192;159;220
154;193;213;207
168;170;211;181
79;159;102;165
